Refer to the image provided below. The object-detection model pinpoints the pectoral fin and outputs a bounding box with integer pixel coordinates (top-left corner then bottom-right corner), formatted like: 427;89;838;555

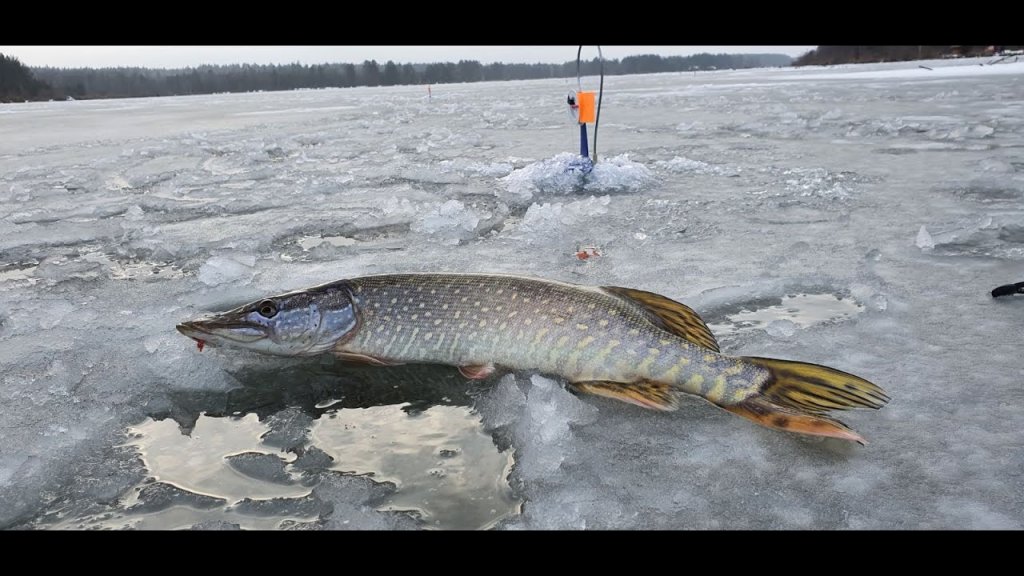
458;363;496;380
334;351;403;367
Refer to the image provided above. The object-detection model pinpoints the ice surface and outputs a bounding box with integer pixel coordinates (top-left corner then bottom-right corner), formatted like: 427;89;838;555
3;56;1023;530
198;254;257;287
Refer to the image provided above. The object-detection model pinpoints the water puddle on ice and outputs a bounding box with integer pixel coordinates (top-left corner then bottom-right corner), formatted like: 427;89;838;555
127;415;307;502
707;293;864;337
41;414;315;530
37;363;519;530
311;404;518;530
0;263;39;284
297;234;358;251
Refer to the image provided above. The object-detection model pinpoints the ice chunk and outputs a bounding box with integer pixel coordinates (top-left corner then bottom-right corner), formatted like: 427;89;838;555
477;374;527;430
658;156;740;177
930;124;996;141
129;482;226;514
409;200;487;245
655;156;715;174
498;153;589;204
124;205;146;221
437;159;515;178
513;375;598;478
588;154;655;192
916;225;935;250
370;197;421;220
970;125;995;138
225;452;296;486
498;152;652;204
869;295;889;312
260;407;314;453
977;158;1013;173
313;473;418;531
197;253;256;286
290;446;334;473
912;216;1024;258
518;195;610;234
766;319;797;338
848;284;888;312
231;495;322;517
675;120;706;132
35;256;105;283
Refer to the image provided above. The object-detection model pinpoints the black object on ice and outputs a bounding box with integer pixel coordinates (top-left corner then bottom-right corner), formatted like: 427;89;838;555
991;282;1024;298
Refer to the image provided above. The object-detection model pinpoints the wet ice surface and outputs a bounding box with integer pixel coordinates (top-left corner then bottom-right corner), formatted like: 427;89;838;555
3;57;1024;529
706;293;866;339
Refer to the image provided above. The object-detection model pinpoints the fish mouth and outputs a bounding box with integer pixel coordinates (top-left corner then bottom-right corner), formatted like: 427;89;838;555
176;318;267;344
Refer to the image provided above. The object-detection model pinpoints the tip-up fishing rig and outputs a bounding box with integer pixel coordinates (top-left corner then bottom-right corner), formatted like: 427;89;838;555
566;45;604;174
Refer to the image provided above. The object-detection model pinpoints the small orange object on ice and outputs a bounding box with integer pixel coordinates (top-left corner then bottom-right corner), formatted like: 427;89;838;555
575;246;601;260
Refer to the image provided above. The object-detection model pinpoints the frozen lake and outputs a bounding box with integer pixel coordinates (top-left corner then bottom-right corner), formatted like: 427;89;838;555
2;56;1022;529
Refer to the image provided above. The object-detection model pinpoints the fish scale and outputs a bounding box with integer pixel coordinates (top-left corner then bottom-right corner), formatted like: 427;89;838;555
178;273;889;443
346;274;681;381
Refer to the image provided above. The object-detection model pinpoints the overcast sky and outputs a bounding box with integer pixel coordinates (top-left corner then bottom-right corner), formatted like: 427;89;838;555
0;46;814;69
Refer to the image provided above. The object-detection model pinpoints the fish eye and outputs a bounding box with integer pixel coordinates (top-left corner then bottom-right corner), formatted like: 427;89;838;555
257;300;278;318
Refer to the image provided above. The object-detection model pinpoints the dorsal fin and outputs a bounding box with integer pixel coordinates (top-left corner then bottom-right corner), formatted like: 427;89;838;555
601;286;720;352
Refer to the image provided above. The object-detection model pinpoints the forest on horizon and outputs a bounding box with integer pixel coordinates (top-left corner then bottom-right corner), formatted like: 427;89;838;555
1;52;791;102
4;47;1018;103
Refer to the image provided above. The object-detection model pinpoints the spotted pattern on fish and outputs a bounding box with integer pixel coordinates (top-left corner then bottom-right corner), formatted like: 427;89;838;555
341;274;745;391
177;273;889;443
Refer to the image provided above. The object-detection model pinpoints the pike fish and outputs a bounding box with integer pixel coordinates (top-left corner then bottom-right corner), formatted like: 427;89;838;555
177;273;888;443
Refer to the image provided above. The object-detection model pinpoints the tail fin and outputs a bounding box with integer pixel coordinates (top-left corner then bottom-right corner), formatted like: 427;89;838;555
724;357;889;444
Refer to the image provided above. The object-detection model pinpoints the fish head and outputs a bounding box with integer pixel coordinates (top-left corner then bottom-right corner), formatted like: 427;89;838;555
176;281;358;356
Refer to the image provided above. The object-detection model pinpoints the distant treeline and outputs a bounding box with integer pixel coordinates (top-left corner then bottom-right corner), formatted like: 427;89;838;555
1;52;791;102
0;54;51;102
793;45;1022;66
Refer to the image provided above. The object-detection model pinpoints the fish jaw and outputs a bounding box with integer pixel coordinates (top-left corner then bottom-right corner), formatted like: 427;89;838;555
176;317;268;348
176;317;302;356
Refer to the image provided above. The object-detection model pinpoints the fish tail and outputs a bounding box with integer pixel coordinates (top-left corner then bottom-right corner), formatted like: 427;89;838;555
722;357;890;444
